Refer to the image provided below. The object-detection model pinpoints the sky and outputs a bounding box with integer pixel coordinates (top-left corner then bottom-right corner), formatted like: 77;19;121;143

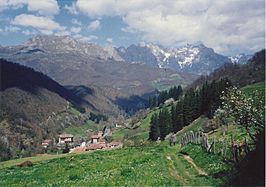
0;0;265;55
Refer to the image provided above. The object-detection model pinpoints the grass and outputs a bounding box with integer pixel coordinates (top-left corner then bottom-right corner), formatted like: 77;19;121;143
112;106;171;141
0;154;66;170
180;144;233;182
176;117;208;141
240;81;265;97
112;108;157;141
64;120;98;137
0;145;224;186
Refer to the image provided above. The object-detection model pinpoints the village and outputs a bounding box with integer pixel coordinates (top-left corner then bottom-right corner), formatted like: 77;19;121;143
41;128;123;154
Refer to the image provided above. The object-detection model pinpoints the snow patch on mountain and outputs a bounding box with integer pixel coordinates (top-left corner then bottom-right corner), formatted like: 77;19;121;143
118;42;232;75
229;54;252;64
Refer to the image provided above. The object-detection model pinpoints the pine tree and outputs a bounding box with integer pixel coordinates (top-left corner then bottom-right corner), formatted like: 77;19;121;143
176;85;183;100
149;113;160;141
158;90;168;105
175;100;184;132
183;88;196;125
149;96;157;108
158;108;171;139
171;105;176;132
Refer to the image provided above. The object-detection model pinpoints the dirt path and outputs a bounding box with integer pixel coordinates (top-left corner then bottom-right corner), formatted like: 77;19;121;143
166;155;188;186
183;154;208;176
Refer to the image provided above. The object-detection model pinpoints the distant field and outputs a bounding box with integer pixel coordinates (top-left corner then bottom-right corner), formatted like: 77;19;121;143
241;81;265;96
64;119;98;137
112;107;168;141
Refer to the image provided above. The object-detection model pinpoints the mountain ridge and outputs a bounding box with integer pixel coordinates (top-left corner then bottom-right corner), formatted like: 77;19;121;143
1;35;252;76
116;42;252;75
0;35;197;115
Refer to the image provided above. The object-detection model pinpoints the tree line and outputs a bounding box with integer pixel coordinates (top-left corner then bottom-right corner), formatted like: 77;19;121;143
149;85;183;108
149;78;232;141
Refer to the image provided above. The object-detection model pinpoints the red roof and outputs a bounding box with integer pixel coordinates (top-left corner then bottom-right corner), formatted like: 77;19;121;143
86;144;105;150
73;147;87;153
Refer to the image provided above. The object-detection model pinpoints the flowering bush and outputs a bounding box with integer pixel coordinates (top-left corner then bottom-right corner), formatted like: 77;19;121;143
219;87;265;141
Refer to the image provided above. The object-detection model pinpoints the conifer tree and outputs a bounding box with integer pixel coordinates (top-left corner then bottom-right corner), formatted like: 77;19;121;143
176;85;183;100
158;108;171;139
171;105;176;132
149;113;160;141
176;100;184;131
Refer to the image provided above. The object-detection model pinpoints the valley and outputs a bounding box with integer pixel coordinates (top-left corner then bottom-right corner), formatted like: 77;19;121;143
0;35;265;187
0;78;264;185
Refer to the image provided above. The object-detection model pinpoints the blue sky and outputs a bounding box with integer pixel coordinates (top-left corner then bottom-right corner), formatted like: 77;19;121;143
0;0;265;55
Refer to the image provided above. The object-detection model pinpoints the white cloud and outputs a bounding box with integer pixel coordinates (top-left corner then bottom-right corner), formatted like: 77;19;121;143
71;18;81;26
64;2;79;15
70;26;81;33
26;0;59;16
11;14;65;34
22;29;37;35
0;0;59;16
87;20;100;31
0;0;23;11
76;0;116;17
73;34;98;42
106;37;113;43
73;0;265;55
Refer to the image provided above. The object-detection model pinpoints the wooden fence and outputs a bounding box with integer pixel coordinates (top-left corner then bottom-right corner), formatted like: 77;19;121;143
180;130;250;162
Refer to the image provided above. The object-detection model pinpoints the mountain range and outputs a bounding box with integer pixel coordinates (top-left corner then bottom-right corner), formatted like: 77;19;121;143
0;36;252;77
117;42;252;75
0;36;253;105
0;35;198;115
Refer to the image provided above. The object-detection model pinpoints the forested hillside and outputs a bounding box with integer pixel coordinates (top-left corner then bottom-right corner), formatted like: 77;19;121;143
0;60;90;161
149;78;232;141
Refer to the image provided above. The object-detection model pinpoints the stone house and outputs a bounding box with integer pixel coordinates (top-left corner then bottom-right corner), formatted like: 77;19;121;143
58;134;74;144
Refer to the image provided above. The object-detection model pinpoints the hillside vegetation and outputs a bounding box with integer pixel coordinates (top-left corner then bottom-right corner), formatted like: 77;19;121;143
0;145;226;186
0;60;91;161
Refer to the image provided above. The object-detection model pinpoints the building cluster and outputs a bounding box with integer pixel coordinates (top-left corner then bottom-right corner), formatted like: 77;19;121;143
41;130;122;153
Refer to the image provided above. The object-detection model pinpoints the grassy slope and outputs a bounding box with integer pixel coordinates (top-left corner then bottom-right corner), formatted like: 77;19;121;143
0;154;66;170
64;120;98;137
176;117;208;141
240;81;265;96
0;105;223;186
112;106;170;141
112;108;158;141
0;145;222;186
0;116;233;186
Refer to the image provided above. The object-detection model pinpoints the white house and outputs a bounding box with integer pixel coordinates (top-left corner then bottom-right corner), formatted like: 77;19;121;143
58;134;74;144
